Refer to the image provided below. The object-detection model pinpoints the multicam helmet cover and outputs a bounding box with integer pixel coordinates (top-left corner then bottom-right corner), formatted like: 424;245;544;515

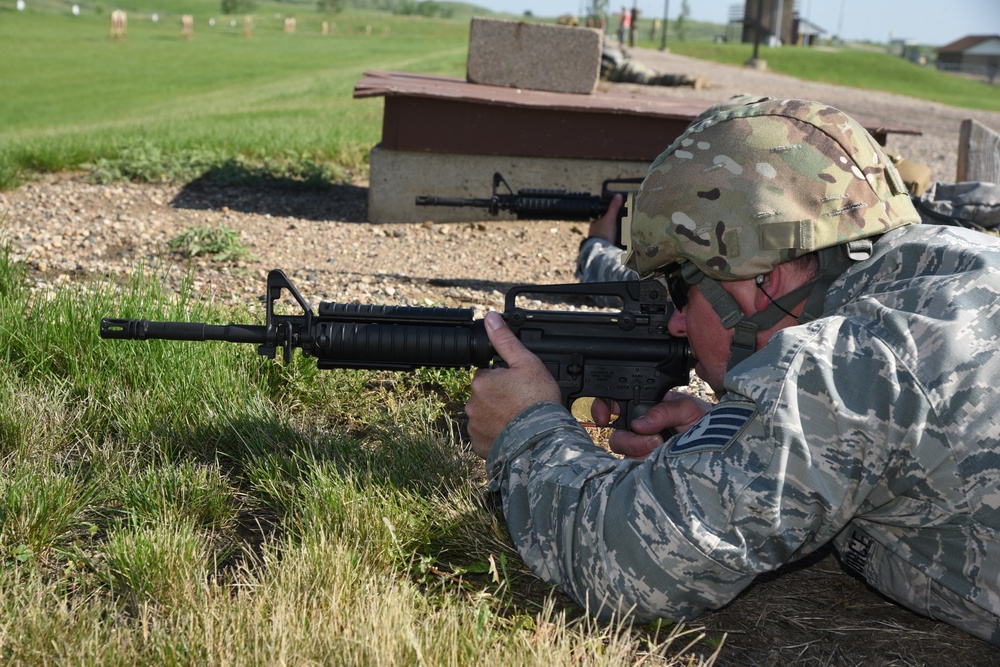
623;99;921;280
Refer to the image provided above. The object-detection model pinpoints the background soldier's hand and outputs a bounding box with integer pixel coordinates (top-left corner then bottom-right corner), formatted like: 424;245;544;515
466;312;561;459
588;193;622;243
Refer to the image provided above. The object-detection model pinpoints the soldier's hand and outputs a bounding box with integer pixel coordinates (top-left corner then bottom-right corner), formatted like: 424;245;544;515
590;397;620;426
467;312;561;459
588;193;622;244
607;391;712;459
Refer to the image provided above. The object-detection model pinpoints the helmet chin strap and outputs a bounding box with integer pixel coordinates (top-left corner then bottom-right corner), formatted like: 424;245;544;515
692;272;817;370
681;238;875;371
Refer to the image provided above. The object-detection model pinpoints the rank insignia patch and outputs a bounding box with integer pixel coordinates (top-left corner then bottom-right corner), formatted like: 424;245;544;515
667;400;757;455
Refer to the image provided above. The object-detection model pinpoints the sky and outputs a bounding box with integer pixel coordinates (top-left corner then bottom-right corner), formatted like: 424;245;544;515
470;0;1000;46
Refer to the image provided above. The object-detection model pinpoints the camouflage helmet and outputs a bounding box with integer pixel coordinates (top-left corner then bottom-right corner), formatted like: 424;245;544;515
691;93;773;125
623;99;921;280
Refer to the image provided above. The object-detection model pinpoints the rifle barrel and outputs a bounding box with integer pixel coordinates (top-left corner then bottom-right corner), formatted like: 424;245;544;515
100;318;269;344
415;196;495;208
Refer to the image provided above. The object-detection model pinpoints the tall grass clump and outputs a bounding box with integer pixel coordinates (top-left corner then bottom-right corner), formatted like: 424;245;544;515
0;463;97;564
102;519;214;610
0;243;720;665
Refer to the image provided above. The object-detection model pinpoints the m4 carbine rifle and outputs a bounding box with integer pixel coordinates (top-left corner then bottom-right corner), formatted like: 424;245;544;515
100;270;690;429
415;172;642;225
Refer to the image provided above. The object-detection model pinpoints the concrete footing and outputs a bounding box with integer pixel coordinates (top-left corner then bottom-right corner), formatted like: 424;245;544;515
367;146;650;224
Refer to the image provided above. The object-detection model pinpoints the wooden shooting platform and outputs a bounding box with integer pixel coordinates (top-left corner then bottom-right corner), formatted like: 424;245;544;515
353;70;922;223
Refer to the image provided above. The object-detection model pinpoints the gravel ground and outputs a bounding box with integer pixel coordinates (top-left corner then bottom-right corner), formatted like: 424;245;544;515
1;174;590;320
3;50;1000;663
4;48;999;314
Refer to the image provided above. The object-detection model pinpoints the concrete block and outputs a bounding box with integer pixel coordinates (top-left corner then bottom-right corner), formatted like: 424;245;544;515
367;145;649;224
466;17;602;95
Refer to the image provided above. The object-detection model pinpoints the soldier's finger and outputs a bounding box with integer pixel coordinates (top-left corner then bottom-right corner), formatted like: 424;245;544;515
590;397;621;426
484;311;536;368
608;430;662;459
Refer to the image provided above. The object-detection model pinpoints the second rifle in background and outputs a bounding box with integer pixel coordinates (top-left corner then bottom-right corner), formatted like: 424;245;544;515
416;172;643;240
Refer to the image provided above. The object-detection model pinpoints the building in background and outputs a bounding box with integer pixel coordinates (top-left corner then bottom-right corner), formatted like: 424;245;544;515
937;35;1000;82
792;16;827;46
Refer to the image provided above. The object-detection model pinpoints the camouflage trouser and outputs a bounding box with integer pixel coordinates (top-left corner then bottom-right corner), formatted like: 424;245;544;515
914;181;1000;235
648;73;697;86
837;526;1000;645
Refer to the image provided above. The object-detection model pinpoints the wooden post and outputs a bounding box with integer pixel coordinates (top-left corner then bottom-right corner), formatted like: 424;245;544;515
957;119;1000;183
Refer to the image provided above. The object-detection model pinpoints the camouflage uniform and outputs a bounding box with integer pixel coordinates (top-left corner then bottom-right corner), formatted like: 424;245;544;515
575;238;636;308
915;181;1000;234
488;100;1000;645
575;236;635;284
600;46;706;88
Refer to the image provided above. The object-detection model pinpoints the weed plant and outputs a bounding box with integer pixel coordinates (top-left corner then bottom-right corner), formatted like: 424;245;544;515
0;245;719;665
167;223;255;262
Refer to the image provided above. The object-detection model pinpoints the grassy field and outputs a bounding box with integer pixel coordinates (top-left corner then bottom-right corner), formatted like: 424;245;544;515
3;4;1000;190
646;39;1000;112
0;2;475;188
0;9;723;654
0;242;720;663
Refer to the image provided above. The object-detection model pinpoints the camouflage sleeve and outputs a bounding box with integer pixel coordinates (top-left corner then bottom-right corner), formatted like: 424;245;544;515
575;237;637;284
484;316;934;624
485;401;761;621
492;226;1000;638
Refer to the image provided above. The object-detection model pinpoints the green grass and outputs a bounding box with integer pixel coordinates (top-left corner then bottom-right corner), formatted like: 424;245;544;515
0;3;474;188
0;244;720;664
167;222;254;261
655;40;1000;112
